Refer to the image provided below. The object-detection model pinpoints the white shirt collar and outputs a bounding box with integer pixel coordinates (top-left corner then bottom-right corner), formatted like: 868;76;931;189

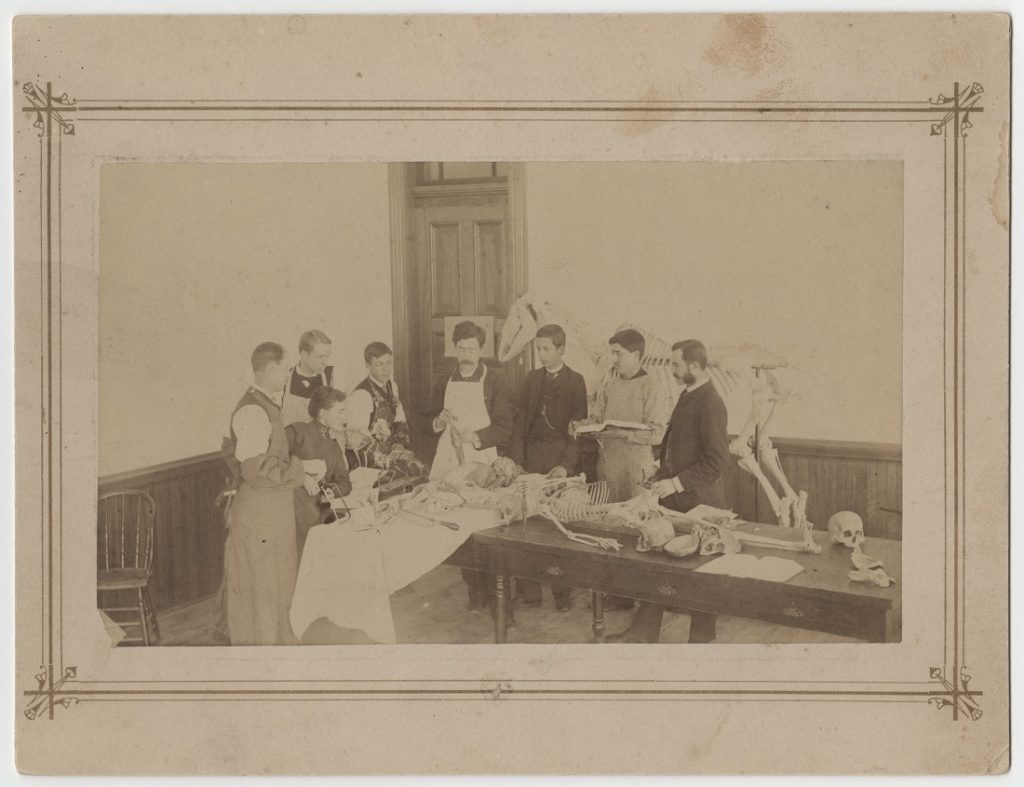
252;383;282;405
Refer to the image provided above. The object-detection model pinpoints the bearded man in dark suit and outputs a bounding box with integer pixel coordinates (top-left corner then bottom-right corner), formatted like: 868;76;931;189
607;338;730;643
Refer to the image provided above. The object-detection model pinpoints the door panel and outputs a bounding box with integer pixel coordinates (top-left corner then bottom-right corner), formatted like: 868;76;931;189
406;193;522;462
474;220;506;314
428;222;463;315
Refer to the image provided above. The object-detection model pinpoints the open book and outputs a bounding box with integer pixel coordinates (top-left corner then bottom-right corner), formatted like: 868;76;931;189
695;554;804;583
574;419;652;434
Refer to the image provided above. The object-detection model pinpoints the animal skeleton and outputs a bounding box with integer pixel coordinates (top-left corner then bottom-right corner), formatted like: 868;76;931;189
498;292;811;531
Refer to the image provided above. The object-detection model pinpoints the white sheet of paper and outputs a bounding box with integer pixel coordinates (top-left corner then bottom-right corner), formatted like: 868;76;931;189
695;554;804;583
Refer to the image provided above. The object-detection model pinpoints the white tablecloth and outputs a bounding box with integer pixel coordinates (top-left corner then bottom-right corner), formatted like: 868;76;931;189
289;506;501;644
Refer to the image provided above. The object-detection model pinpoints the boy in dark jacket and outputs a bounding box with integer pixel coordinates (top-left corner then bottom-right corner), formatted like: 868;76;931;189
509;324;589;610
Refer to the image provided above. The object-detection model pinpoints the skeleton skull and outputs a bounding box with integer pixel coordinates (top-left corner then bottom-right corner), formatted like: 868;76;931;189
494;492;523;525
827;511;864;548
489;457;519;488
635;516;676;552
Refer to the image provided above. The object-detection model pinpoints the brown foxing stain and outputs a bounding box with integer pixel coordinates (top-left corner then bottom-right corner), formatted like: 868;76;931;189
989;121;1009;232
703;15;781;78
754;78;796;102
619;83;677;139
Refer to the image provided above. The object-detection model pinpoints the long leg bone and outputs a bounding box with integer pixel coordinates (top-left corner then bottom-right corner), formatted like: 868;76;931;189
732;529;822;554
537;507;622;551
757;440;797;528
737;454;785;521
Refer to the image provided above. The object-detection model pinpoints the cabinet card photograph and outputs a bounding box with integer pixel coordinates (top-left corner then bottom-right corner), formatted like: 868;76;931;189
12;13;1009;775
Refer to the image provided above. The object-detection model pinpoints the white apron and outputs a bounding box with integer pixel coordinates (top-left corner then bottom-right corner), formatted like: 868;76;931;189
429;365;499;480
280;366;331;427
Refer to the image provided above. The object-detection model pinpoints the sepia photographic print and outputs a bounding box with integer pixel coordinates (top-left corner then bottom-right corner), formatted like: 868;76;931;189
13;13;1010;775
96;159;903;650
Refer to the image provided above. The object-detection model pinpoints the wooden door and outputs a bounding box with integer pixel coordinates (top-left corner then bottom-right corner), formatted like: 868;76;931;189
402;183;527;460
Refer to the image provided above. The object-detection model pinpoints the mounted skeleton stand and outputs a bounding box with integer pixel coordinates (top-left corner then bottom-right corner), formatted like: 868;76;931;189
728;366;810;531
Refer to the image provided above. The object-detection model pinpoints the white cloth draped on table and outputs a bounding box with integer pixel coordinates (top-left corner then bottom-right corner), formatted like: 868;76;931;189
289;506;501;644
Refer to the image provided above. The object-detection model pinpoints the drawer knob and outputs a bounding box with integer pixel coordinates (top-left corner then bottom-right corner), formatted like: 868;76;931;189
546;565;564;577
782;604;805;618
658;584;678;597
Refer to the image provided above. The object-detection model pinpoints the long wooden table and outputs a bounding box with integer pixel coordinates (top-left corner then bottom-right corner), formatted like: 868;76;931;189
468;517;902;644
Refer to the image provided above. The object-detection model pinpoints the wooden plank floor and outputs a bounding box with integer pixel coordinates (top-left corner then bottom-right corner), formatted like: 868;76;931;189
154;564;858;646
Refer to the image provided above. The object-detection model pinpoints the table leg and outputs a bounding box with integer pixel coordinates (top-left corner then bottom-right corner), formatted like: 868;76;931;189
494;573;507;644
687;611;717;643
592;591;605;642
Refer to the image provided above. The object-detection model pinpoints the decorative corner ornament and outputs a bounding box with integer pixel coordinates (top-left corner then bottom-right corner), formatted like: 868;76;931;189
928;666;983;721
24;665;79;720
22;82;76;136
929;82;984;137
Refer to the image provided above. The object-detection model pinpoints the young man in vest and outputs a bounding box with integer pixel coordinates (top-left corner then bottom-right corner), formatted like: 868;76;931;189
223;342;325;645
280;329;335;427
346;341;425;477
509;323;588;611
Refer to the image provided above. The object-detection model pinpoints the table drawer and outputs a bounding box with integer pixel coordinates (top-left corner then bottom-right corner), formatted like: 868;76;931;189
609;571;882;641
502;549;611;589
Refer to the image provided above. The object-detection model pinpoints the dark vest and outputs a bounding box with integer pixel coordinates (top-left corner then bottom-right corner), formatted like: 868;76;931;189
353;376;400;430
223;387;290;485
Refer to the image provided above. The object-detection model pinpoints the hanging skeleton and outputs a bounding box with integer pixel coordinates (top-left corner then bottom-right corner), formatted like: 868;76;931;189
498;292;812;531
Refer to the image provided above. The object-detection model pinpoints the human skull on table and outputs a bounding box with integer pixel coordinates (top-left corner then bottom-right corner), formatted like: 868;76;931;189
827;511;865;548
635;516;676;553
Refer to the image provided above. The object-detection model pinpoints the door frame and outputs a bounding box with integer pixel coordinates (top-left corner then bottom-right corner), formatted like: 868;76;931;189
386;162;528;440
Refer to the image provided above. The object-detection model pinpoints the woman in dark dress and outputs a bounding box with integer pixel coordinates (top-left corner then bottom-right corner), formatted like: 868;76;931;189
285;386;353;559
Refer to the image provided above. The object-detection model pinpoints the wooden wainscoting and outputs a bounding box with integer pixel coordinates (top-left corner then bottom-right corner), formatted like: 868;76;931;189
99;451;229;611
722;438;902;540
99;436;901;613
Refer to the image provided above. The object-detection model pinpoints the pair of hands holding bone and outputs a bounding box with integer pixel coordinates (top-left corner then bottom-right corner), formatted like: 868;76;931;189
642;462;679;499
434;409;481;448
301;459;326;497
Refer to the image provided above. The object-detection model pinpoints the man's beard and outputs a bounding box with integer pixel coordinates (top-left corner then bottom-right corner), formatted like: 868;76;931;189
680;372;696;386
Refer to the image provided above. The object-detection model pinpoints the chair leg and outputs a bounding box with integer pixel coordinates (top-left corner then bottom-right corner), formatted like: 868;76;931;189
137;587;151;646
144;586;160;644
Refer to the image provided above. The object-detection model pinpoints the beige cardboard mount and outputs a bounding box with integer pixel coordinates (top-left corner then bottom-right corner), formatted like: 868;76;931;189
12;14;1010;775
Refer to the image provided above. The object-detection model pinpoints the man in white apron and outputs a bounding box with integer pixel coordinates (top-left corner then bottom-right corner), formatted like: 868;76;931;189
280;329;336;427
425;320;514;610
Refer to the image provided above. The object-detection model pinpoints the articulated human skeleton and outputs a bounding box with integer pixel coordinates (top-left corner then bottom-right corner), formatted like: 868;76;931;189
498;292;812;530
506;473;820;556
